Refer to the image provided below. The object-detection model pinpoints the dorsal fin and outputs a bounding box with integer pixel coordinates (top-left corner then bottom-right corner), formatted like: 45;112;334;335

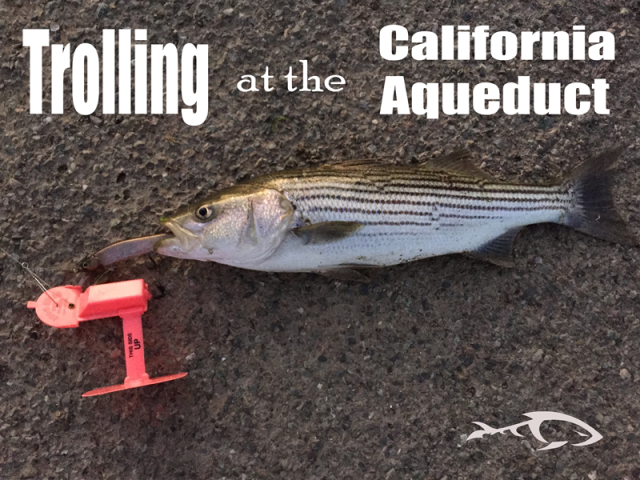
421;150;500;182
466;227;522;267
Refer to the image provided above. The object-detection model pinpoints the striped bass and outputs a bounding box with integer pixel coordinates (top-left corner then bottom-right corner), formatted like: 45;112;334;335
147;149;636;274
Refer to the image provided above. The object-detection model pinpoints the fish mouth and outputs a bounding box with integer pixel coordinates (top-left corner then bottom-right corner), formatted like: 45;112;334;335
157;219;200;253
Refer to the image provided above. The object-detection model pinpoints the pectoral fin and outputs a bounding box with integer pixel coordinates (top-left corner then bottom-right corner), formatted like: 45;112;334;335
466;227;521;267
293;221;364;245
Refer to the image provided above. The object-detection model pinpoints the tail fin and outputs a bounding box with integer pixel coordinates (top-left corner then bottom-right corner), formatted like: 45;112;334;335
563;147;637;245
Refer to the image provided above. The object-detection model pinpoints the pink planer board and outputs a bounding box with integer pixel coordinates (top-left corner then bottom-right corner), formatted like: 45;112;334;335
27;279;187;397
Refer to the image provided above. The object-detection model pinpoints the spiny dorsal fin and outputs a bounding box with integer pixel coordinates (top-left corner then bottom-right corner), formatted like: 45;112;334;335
421;150;500;182
293;221;364;245
466;227;521;267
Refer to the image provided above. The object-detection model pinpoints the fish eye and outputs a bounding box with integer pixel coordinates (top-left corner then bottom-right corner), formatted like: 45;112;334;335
195;205;215;221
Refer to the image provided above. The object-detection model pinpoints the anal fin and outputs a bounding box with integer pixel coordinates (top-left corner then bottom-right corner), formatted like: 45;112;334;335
466;227;521;267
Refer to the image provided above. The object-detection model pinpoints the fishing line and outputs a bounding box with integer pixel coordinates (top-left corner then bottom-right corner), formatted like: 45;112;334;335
0;246;59;306
93;268;114;286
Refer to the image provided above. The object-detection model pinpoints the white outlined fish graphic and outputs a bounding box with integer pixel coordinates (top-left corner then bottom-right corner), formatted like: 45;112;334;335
467;412;603;451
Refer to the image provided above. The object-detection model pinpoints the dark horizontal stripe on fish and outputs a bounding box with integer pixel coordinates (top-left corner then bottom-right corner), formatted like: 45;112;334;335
348;226;489;238
356;220;434;227
286;182;566;198
355;230;466;237
359;231;424;237
307;203;564;214
439;213;501;219
285;179;562;195
290;190;568;206
302;205;501;219
311;207;432;216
